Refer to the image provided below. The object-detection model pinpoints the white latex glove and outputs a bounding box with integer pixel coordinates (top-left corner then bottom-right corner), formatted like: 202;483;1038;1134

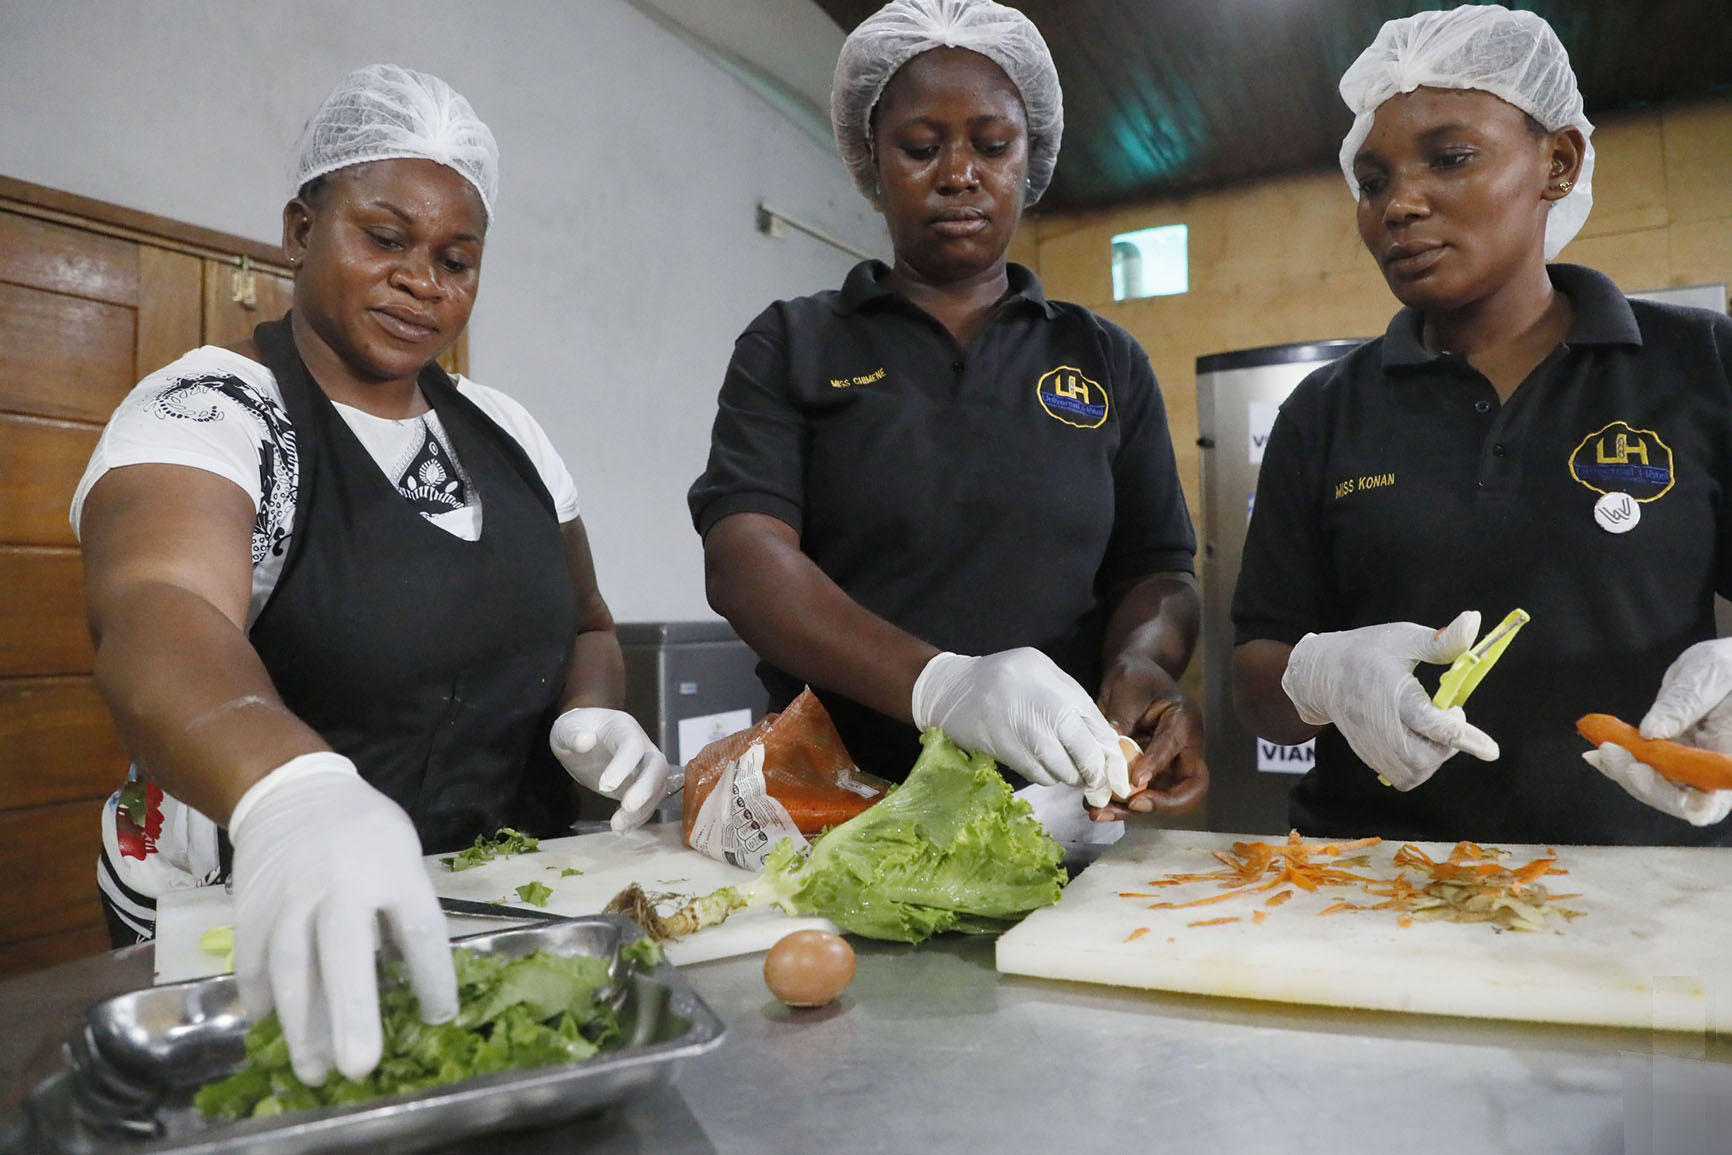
1280;611;1501;790
911;648;1131;808
549;708;673;832
1581;743;1732;826
1580;638;1732;826
228;752;457;1086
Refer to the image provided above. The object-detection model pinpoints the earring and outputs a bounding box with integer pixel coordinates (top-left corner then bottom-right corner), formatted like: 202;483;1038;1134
1555;180;1573;194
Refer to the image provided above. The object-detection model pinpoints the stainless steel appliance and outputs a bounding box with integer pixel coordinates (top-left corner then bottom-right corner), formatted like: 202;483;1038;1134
613;620;767;824
1196;340;1364;834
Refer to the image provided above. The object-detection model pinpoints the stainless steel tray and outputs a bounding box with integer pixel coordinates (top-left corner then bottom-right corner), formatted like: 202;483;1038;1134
15;915;724;1153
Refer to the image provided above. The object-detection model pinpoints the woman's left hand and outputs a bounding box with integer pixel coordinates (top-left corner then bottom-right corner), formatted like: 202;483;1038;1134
550;708;673;832
1091;659;1208;819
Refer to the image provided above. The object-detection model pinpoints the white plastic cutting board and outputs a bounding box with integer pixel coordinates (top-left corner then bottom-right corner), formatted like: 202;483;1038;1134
996;827;1732;1032
153;823;833;984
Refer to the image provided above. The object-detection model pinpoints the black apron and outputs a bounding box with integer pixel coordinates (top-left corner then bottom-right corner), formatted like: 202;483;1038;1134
248;317;578;853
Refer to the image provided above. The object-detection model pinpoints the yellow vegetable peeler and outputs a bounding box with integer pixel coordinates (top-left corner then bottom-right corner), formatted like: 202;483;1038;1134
1431;608;1531;710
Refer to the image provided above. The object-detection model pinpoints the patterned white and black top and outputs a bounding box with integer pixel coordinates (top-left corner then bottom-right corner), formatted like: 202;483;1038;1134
71;346;582;626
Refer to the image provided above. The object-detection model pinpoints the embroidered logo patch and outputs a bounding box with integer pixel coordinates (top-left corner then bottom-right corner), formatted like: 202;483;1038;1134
1569;421;1674;502
1036;366;1108;428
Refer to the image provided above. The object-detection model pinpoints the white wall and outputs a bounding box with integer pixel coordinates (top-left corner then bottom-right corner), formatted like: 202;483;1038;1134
0;0;886;621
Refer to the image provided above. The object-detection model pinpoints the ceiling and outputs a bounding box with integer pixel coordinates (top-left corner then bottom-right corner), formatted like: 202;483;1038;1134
771;0;1732;216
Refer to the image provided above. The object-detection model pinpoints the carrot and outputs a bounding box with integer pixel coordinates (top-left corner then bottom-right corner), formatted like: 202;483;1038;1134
1577;713;1732;792
1187;916;1239;928
1124;927;1151;943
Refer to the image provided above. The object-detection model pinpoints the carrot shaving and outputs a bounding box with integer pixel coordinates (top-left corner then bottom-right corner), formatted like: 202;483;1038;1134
1132;829;1584;934
1124;927;1151;943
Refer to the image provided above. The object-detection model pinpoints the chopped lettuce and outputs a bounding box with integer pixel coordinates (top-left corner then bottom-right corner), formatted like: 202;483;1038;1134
515;881;553;907
441;827;540;872
613;729;1065;943
193;940;656;1121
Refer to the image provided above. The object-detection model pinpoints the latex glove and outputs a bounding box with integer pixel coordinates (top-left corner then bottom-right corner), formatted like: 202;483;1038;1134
1581;743;1732;826
1640;638;1732;753
550;708;673;832
1280;611;1500;790
1579;638;1732;826
911;648;1131;807
228;752;456;1086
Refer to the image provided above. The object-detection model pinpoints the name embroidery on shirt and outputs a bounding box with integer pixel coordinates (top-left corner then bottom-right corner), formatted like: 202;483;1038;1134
1568;421;1674;501
1332;472;1397;499
1036;366;1108;429
829;367;886;388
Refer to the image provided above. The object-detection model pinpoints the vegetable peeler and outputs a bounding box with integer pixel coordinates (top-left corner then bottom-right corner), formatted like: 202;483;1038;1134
1432;608;1531;710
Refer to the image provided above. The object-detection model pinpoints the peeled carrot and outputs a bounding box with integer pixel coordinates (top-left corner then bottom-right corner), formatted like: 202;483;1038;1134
1577;713;1732;793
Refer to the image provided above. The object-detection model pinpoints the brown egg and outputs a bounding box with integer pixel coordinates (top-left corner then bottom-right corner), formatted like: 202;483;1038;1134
763;929;855;1007
1119;734;1142;762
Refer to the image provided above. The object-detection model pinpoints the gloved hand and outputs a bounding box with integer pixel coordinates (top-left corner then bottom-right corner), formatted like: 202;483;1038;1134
1581;638;1732;826
228;752;456;1087
549;708;673;832
1581;743;1732;826
1280;611;1500;790
911;648;1131;808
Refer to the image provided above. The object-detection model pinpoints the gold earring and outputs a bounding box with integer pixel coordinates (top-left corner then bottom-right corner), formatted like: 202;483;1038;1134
1555;180;1573;194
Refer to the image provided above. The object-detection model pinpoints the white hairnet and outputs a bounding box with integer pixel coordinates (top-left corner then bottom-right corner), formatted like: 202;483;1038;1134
831;0;1063;204
1337;4;1595;259
292;63;499;225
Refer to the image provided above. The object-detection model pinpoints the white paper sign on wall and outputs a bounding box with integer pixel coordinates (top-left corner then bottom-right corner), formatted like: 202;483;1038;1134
677;707;754;765
1248;400;1280;465
1257;738;1315;774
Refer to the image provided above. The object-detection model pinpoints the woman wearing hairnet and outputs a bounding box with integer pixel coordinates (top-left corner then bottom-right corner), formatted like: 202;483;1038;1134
1233;5;1732;844
690;0;1206;819
73;65;670;1085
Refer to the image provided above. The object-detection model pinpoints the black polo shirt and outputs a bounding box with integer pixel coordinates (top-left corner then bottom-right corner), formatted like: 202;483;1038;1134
690;259;1196;780
1234;264;1732;845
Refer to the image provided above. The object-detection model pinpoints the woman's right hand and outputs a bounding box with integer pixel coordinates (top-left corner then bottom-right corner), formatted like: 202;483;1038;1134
228;753;457;1086
1280;612;1500;790
911;648;1131;807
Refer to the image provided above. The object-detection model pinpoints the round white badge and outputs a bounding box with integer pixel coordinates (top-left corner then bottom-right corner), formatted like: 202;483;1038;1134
1594;491;1640;534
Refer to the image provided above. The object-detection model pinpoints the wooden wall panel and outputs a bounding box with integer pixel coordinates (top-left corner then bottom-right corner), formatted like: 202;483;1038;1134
202;261;292;350
0;801;105;942
0;281;136;421
0;678;127;809
0;547;90;676
0;925;114;982
136;247;203;380
0;211;137;307
0;413;98;546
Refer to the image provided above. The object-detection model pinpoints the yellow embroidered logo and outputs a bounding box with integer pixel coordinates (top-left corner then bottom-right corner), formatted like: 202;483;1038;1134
1332;472;1397;499
1036;366;1108;428
1568;421;1674;501
828;367;886;389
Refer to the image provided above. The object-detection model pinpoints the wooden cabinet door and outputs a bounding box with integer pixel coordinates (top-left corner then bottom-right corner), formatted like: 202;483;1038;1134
0;208;204;977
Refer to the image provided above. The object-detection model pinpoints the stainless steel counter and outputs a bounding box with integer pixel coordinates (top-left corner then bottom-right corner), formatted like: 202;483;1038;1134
2;934;1728;1154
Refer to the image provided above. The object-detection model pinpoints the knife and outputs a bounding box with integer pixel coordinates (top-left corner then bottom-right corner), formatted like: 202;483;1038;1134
438;896;571;923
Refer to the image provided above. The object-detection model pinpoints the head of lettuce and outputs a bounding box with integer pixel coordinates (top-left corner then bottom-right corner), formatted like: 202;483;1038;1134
610;729;1068;943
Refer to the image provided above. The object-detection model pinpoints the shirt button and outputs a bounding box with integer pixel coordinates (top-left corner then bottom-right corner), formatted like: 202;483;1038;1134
1474;400;1491;414
1492;443;1507;457
951;360;964;373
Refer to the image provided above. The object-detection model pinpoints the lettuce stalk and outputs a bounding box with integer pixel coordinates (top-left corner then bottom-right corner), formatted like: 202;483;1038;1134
611;729;1066;943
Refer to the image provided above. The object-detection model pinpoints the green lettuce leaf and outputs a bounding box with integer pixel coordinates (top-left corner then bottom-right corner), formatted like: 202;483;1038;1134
194;944;638;1121
757;728;1065;942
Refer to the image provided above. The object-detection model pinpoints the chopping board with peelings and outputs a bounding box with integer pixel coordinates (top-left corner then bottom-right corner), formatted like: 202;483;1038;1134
995;826;1732;1032
153;823;835;984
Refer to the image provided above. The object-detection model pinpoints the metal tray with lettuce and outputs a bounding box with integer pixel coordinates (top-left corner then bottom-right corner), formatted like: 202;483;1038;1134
15;915;722;1154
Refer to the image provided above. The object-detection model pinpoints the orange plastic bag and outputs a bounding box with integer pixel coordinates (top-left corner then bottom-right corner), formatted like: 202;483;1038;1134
682;689;891;869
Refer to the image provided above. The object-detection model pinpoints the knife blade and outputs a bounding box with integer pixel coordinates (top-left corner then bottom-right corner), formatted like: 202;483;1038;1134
438;896;570;923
